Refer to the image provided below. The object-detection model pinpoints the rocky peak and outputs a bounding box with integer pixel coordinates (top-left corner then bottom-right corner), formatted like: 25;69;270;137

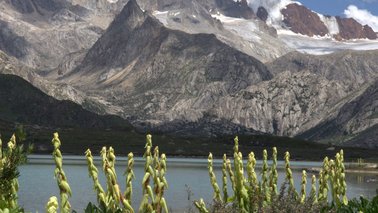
112;0;146;28
335;17;377;40
281;3;328;37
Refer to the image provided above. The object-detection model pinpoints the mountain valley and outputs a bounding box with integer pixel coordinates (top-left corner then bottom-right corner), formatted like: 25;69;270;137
0;0;377;149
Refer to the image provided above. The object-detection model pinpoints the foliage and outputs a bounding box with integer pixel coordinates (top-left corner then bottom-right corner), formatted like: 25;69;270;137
327;195;378;213
0;133;32;211
50;134;169;213
195;136;350;213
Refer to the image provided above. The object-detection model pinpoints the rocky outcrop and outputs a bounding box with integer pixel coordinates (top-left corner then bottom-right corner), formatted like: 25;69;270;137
214;0;254;19
335;17;377;40
256;6;268;22
0;21;28;59
300;80;378;148
281;3;328;37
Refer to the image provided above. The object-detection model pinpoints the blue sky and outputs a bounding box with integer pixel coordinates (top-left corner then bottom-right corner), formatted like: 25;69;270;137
298;0;378;16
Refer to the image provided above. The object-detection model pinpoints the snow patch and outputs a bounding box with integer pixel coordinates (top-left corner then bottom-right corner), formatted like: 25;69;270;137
107;0;118;3
152;11;169;25
172;11;180;16
153;11;169;15
318;15;339;35
279;32;378;55
212;14;261;43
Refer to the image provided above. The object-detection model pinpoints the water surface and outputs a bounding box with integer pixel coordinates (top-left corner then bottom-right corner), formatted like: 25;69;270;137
18;155;378;212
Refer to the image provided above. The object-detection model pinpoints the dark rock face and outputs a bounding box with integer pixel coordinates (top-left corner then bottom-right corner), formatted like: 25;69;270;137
363;25;377;40
336;17;378;40
5;0;62;14
281;3;328;37
214;0;255;19
256;6;268;22
0;21;28;58
6;0;34;13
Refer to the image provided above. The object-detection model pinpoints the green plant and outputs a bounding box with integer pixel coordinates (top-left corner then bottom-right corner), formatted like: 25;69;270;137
335;195;378;213
0;133;32;212
318;157;330;202
269;147;278;197
195;136;350;213
208;153;222;202
45;196;59;213
52;132;72;213
84;134;168;213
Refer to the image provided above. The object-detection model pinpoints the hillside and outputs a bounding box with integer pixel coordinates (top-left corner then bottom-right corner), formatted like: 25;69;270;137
0;74;131;129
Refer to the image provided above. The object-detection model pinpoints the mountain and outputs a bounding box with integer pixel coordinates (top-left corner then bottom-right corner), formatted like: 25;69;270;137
267;50;378;137
279;3;377;40
0;0;123;71
299;80;378;149
0;0;378;148
60;0;271;136
0;73;132;129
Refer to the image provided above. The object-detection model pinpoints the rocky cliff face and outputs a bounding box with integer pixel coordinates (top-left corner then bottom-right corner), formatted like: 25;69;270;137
280;3;377;40
0;0;103;71
336;17;377;40
300;80;378;148
268;50;378;144
268;50;378;88
281;4;328;37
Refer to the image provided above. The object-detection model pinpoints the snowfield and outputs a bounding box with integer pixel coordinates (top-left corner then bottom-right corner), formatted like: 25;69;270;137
278;29;378;55
211;14;261;43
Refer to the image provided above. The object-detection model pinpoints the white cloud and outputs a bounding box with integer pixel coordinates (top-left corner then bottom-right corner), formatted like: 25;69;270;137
344;5;378;31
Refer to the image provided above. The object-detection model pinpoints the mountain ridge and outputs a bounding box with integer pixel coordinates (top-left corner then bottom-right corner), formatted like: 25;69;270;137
0;0;377;148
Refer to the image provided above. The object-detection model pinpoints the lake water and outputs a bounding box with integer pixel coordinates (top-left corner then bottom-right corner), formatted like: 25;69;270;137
18;155;377;212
